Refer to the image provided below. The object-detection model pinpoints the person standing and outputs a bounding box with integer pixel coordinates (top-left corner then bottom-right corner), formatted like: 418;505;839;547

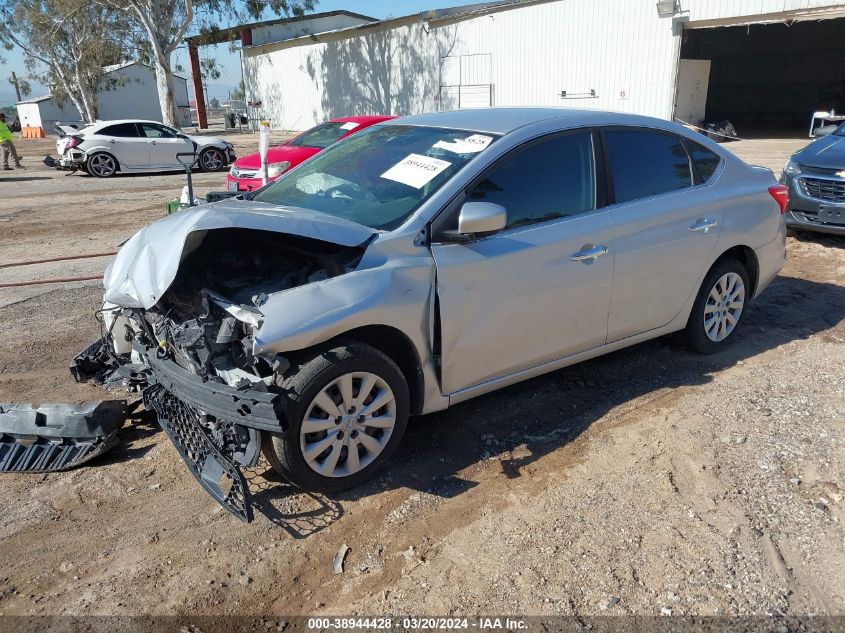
0;113;24;171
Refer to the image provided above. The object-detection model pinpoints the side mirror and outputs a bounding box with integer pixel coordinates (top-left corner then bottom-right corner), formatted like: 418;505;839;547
458;201;507;236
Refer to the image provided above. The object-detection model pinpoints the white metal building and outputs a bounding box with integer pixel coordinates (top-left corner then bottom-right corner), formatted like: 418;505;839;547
16;62;191;131
241;0;845;134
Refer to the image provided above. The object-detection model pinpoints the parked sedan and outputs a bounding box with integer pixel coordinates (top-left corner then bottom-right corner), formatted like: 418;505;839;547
74;109;786;521
782;121;845;235
56;120;235;177
225;115;395;192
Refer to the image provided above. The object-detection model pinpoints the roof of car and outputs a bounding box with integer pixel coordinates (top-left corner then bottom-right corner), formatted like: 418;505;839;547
392;108;680;135
330;115;397;124
91;119;171;128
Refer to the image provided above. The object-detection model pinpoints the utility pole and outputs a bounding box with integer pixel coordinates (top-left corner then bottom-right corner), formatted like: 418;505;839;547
10;71;22;102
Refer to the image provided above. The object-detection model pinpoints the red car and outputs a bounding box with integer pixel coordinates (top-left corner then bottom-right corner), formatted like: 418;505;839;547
225;115;396;192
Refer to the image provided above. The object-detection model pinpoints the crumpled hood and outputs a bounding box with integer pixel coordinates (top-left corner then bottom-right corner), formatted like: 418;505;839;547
795;135;845;170
103;200;377;309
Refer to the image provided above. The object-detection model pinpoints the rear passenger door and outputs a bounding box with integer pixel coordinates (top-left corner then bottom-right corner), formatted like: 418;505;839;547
602;128;724;341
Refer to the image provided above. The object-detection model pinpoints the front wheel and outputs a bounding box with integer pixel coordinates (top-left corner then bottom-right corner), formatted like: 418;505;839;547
683;257;750;354
263;342;409;492
199;148;226;172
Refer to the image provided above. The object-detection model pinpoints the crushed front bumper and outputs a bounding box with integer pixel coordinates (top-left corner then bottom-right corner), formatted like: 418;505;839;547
142;353;284;522
144;384;254;521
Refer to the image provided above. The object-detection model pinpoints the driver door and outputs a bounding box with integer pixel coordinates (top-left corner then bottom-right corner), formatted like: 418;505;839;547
430;130;614;395
139;123;193;169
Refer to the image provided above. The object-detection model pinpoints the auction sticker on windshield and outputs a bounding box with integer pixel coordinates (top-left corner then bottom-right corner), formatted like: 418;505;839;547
381;154;452;189
433;134;493;154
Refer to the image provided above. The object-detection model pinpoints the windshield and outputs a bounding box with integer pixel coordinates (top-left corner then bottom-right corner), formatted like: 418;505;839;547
253;125;498;230
287;121;355;149
834;122;845;137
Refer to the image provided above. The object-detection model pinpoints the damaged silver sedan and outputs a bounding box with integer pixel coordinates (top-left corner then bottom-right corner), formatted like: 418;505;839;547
73;109;787;521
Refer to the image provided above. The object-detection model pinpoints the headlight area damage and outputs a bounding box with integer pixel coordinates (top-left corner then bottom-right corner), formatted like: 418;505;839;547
72;216;374;522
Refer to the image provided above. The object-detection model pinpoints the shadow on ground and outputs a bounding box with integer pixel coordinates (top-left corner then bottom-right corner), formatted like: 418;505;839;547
789;229;844;249
81;272;845;534
240;273;845;532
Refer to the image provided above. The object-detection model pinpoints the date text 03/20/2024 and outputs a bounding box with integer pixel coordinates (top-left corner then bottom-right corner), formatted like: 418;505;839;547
306;618;528;630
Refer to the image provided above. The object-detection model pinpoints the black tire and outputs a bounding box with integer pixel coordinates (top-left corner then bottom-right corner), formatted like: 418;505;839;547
263;341;410;493
683;257;750;354
199;147;226;172
86;152;118;178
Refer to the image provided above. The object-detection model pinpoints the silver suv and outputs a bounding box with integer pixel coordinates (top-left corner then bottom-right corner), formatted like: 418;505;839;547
73;109;787;521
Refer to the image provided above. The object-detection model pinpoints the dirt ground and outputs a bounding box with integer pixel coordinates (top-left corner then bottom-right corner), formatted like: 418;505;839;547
0;132;843;619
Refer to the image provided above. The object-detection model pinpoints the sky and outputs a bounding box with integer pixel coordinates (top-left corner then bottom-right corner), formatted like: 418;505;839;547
0;0;467;107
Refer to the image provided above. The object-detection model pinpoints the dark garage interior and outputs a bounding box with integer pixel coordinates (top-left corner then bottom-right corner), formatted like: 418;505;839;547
681;18;845;136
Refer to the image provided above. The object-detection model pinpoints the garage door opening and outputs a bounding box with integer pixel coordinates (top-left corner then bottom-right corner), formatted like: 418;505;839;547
678;18;845;137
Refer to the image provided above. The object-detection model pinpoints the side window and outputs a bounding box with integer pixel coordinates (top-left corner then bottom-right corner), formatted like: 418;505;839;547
604;130;692;204
684;140;722;183
468;132;595;229
100;123;139;137
140;124;175;139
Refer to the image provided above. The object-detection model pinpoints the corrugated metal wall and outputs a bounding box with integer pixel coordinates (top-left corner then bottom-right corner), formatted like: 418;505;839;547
242;0;845;130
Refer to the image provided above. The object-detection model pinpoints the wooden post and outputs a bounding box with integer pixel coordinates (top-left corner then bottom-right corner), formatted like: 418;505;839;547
188;40;208;129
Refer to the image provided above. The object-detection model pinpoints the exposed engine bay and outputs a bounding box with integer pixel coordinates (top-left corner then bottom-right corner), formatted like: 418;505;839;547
113;228;368;389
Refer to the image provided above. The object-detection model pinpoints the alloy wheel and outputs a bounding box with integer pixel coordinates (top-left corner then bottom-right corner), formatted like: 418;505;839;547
201;149;223;171
299;372;397;478
703;272;745;342
89;154;115;177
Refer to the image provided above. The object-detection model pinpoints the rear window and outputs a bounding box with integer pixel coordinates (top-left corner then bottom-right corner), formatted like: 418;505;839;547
604;130;692;204
100;123;139;138
685;140;722;183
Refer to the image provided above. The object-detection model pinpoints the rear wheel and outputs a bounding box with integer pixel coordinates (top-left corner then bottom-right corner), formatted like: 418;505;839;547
683;257;749;353
199;148;226;172
263;342;409;492
87;152;118;177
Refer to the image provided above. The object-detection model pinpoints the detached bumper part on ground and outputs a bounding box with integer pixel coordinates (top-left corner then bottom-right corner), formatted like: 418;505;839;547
0;401;127;472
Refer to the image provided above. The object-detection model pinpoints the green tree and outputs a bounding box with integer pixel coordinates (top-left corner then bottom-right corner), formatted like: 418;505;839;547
8;74;32;100
100;0;314;128
0;0;127;123
231;80;246;102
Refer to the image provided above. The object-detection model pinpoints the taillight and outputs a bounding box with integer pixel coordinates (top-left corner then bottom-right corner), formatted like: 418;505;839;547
66;135;82;149
768;184;788;214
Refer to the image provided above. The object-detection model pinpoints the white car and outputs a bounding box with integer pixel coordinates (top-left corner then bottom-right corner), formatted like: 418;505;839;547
55;120;236;178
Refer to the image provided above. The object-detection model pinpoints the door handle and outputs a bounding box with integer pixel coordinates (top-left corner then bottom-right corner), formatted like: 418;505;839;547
689;218;717;233
570;245;609;262
151;140;157;145
109;139;116;144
